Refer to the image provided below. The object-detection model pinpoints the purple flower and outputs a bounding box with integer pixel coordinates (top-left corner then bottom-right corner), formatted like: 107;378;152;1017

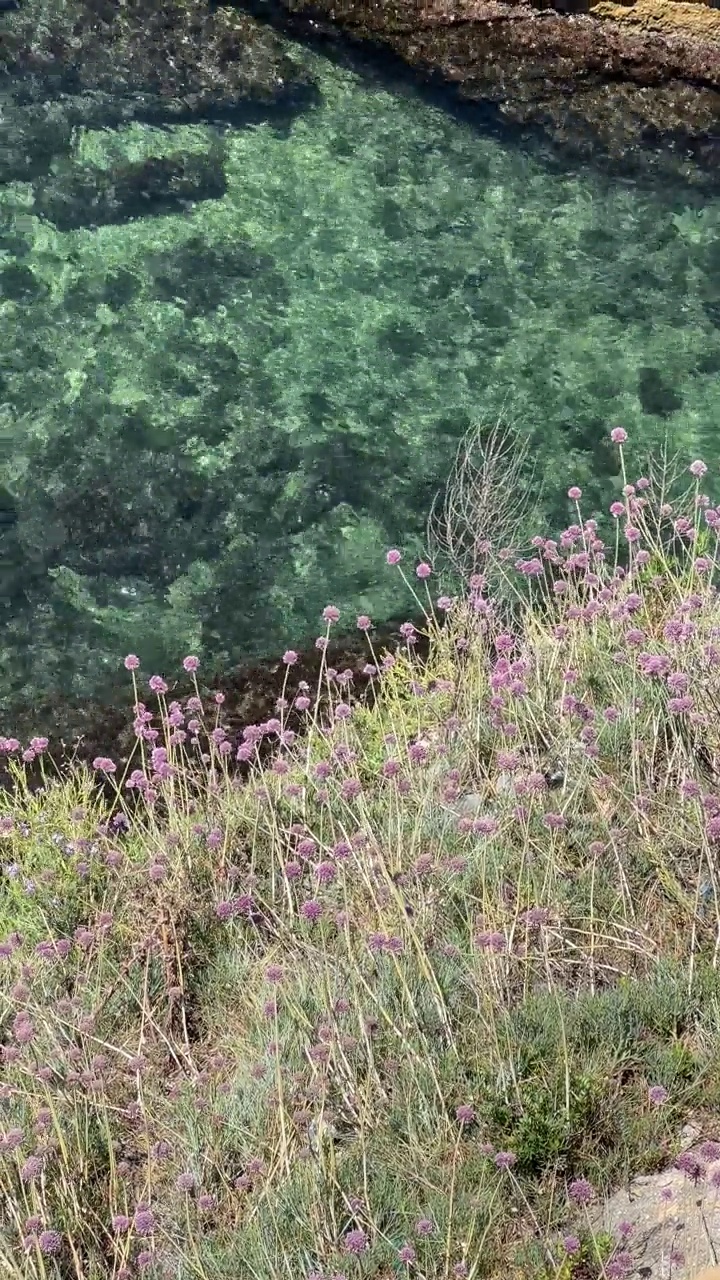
515;557;544;577
562;1235;581;1256
648;1084;669;1106
690;459;708;479
668;696;693;714
124;654;140;670
543;812;566;830
568;486;582;500
416;562;432;579
455;1104;476;1126
568;1177;594;1205
356;615;372;631
0;1128;25;1153
92;756;116;774
282;650;298;665
133;1207;156;1236
675;1151;706;1182
606;1251;633;1278
20;1156;43;1183
112;1215;130;1233
494;1151;516;1170
38;1230;62;1256
475;930;506;953
148;675;168;695
197;1193;216;1212
300;899;323;923
415;1218;434;1235
611;427;628;444
386;549;401;565
322;606;340;624
342;1228;368;1256
398;1243;417;1263
521;906;550;928
175;1172;196;1192
182;655;199;672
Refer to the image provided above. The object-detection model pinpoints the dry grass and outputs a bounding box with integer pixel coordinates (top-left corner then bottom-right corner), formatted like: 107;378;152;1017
1;433;720;1279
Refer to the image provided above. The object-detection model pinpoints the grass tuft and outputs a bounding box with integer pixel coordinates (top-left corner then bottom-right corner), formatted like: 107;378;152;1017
1;434;720;1278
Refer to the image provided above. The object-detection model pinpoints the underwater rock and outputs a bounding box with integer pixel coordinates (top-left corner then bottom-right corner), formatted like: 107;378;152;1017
247;0;720;186
637;364;684;416
32;150;229;232
0;0;318;137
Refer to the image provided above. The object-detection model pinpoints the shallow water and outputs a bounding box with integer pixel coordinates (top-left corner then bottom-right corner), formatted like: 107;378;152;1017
1;35;719;723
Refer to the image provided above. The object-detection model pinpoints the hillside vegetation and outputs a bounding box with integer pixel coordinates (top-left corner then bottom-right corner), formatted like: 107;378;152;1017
1;428;720;1278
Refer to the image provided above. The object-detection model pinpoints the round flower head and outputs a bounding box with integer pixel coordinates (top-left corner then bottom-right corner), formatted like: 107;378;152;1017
494;1150;516;1170
343;1228;368;1255
133;1207;155;1236
689;459;708;479
38;1230;62;1256
610;427;628;444
568;1177;594;1205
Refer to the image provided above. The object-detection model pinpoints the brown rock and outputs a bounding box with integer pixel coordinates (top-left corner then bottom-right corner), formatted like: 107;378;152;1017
0;0;310;111
267;0;720;182
591;0;720;41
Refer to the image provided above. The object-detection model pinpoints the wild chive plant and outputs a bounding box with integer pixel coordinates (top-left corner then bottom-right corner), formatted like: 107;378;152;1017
1;430;720;1279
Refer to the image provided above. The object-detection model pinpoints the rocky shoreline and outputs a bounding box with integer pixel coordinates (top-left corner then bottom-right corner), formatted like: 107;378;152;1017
240;0;720;185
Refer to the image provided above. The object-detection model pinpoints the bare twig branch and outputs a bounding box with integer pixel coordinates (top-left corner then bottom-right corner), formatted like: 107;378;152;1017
427;412;539;587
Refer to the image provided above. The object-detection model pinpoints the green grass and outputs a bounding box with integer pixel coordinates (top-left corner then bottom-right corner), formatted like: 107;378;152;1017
1;436;720;1279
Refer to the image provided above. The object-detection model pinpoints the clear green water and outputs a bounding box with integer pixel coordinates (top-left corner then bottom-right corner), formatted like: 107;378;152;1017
1;37;720;722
